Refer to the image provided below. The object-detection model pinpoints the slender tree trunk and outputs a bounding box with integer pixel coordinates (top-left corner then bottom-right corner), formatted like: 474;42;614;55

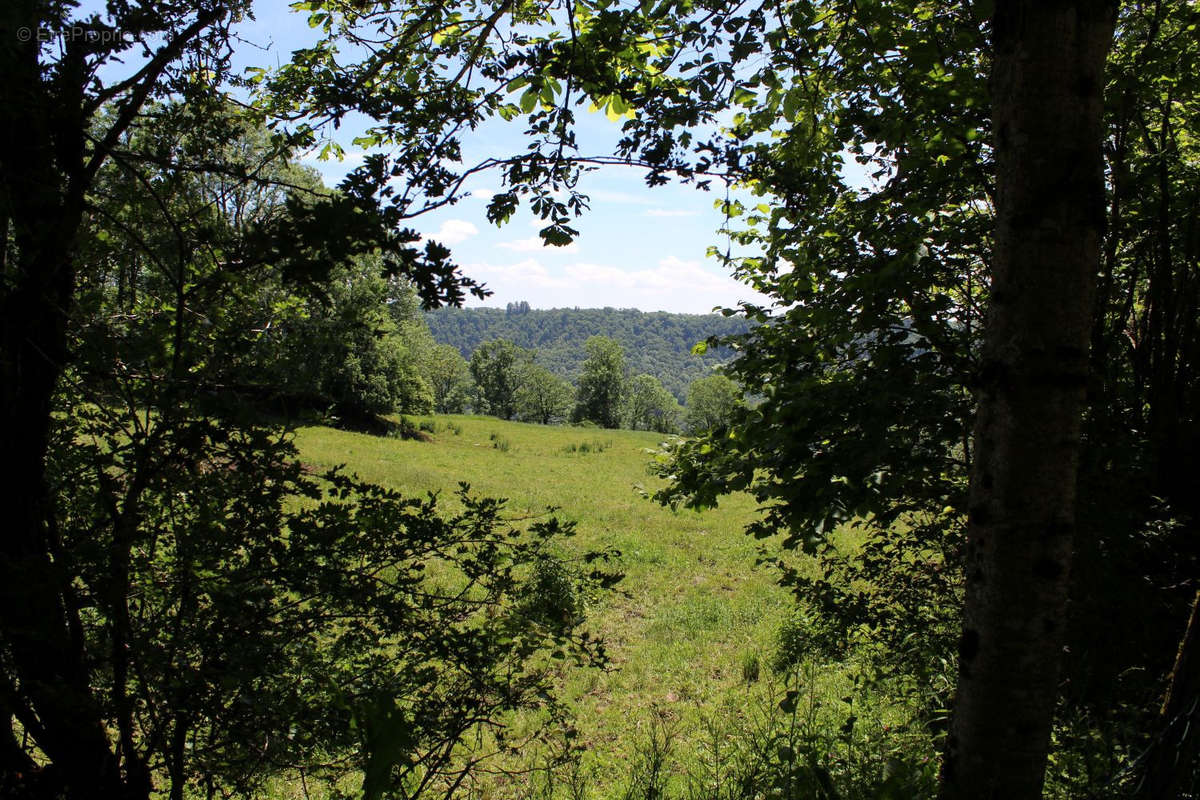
1137;590;1200;799
938;3;1116;799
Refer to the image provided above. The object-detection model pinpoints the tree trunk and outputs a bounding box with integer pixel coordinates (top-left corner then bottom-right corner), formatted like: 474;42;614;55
938;3;1116;799
0;5;131;797
1136;590;1200;799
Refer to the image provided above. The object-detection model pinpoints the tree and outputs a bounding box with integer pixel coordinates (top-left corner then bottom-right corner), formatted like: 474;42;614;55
265;255;435;423
0;9;262;794
539;0;1186;791
683;374;742;434
48;406;613;799
423;343;474;414
573;335;627;428
938;3;1117;797
0;0;645;794
470;339;527;420
625;373;681;433
23;92;621;800
623;0;1173;794
515;362;574;424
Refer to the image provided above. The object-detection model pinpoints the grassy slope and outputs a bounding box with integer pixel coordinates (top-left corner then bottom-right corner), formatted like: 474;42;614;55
293;414;796;785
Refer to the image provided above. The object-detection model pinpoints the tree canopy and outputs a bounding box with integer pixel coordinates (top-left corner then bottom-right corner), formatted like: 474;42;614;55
642;0;1196;795
625;373;681;433
572;335;627;429
470;339;529;420
682;374;742;434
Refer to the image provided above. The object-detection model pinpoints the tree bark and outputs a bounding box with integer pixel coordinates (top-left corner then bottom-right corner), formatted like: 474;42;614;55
938;3;1116;799
0;5;130;797
1136;590;1200;800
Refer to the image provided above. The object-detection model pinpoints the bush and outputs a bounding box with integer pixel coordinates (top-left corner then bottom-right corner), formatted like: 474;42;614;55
47;400;618;798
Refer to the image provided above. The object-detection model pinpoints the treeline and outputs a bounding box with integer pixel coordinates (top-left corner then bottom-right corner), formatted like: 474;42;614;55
178;258;748;435
445;335;744;433
425;305;753;401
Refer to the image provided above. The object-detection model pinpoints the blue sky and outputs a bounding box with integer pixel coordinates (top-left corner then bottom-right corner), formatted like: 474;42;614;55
226;3;773;314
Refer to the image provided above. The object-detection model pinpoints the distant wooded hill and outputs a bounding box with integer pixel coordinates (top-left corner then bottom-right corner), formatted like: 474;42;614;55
425;305;753;401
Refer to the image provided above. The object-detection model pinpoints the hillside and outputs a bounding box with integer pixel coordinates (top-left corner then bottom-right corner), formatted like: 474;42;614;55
425;305;754;401
292;414;809;795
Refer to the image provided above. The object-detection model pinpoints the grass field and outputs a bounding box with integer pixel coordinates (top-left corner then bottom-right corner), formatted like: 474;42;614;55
292;414;801;792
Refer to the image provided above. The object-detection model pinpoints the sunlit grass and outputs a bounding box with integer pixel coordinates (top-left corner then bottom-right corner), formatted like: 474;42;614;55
291;415;924;799
293;416;795;782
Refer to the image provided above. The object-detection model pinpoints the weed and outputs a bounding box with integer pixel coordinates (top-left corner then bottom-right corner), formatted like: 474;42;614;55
741;652;761;684
620;710;677;800
563;439;612;455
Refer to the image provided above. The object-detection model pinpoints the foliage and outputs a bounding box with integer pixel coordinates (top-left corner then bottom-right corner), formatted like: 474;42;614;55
625;373;682;433
573;336;628;429
616;3;983;754
33;95;620;799
1061;0;1200;710
260;255;435;421
470;339;531;420
423;343;475;414
293;414;789;798
426;306;752;402
631;0;1197;791
594;673;938;800
682;375;744;434
77;101;439;426
516;362;575;425
9;0;1199;792
0;0;638;784
0;0;679;795
48;392;616;798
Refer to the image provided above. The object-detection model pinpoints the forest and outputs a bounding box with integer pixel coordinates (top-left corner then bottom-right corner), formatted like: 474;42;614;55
425;305;751;402
1;1;1198;800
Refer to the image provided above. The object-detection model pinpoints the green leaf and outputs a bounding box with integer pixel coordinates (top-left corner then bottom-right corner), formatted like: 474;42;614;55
519;87;539;114
538;224;578;247
605;94;632;122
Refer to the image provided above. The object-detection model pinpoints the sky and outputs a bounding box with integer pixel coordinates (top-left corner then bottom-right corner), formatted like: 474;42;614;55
224;3;774;314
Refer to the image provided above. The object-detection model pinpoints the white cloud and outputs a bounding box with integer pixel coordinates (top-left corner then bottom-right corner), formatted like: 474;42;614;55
497;235;580;254
425;219;479;245
644;208;699;218
554;256;770;312
564;257;729;292
459;256;774;314
464;259;571;289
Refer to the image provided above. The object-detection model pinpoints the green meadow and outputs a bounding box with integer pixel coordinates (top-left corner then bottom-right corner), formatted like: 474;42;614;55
293;414;800;789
